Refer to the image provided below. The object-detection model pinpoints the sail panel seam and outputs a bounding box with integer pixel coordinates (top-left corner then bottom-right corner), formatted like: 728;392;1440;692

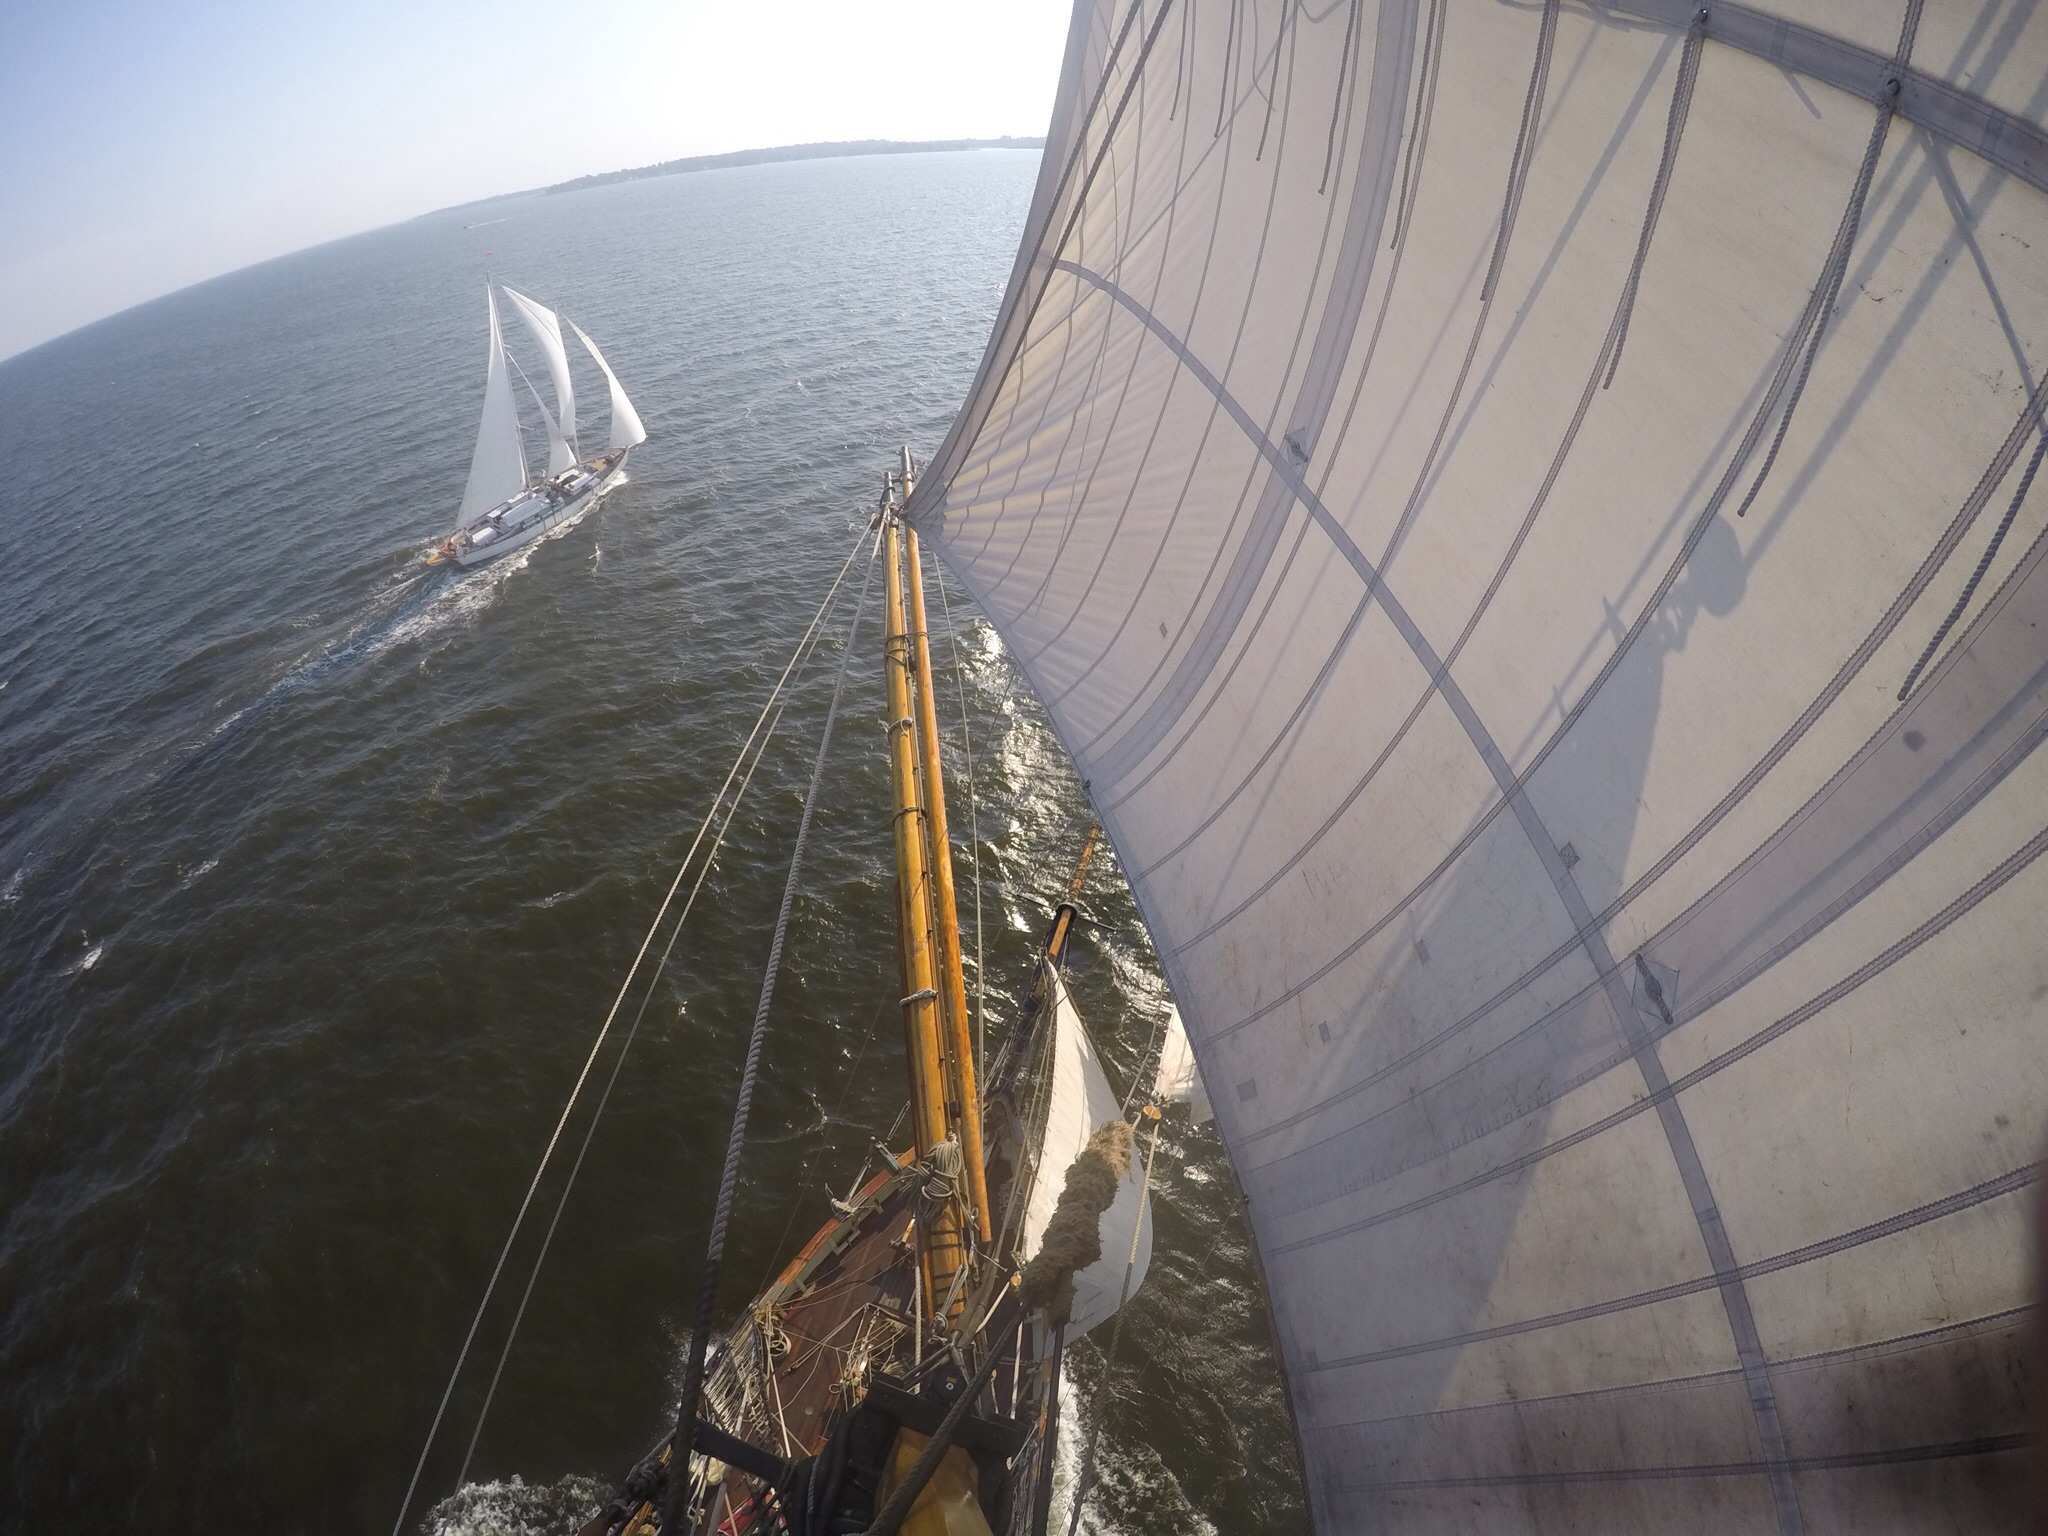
1302;1164;2037;1373
1261;813;2048;1257
1327;1433;2026;1492
1598;0;2048;197
1313;1306;2033;1435
1044;258;1804;1521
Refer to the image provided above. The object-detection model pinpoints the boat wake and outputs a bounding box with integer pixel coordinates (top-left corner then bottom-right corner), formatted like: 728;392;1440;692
172;522;585;783
421;1474;610;1536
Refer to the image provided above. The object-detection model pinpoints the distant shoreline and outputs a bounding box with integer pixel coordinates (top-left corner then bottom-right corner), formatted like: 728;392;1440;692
439;136;1046;216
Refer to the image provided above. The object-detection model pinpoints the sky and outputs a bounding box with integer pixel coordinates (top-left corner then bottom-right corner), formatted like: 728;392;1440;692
0;0;1073;362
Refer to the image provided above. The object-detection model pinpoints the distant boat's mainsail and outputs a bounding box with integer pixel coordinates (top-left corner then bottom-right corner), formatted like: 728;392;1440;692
569;318;649;452
910;2;2048;1529
502;284;579;474
456;286;527;528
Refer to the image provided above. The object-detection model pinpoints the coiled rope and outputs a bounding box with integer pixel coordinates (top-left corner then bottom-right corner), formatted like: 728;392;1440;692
664;527;883;1533
390;527;873;1536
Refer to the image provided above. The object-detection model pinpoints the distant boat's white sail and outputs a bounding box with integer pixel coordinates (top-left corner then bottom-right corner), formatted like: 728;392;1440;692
501;285;578;458
568;319;647;451
1021;972;1152;1341
519;373;575;479
456;287;526;528
913;2;2048;1530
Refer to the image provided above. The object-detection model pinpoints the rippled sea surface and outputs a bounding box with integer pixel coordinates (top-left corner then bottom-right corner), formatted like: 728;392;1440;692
0;150;1304;1536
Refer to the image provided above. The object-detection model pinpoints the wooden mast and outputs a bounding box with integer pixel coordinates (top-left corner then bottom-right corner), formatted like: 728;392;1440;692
882;485;968;1321
900;451;994;1250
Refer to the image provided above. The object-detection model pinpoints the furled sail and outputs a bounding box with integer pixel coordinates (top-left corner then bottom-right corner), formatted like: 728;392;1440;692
501;285;578;464
569;319;648;451
1022;972;1153;1340
456;286;526;527
911;2;2048;1530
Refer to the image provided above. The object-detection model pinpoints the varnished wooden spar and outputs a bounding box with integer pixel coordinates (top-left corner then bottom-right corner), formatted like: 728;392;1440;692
882;507;971;1319
899;449;992;1251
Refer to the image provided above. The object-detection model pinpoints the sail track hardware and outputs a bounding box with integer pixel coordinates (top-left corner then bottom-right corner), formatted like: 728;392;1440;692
390;526;877;1536
661;531;885;1536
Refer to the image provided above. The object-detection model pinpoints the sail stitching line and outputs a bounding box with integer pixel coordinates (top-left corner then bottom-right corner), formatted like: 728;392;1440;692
1063;0;1423;781
1045;252;1806;1527
1264;814;2048;1255
1318;0;1363;193
1008;0;1314;641
1093;0;1454;818
1898;429;2048;699
1305;1164;2037;1371
1210;385;2046;1084
1321;1305;2032;1433
1252;508;2048;1224
1165;125;2021;1026
1731;9;1916;523
989;0;1373;633
1341;1433;2028;1492
1596;0;2048;198
963;0;1187;593
1118;21;1704;875
908;0;1156;514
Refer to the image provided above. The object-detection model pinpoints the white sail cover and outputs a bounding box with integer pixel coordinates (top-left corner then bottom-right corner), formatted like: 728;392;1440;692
457;287;526;527
569;318;648;451
912;3;2048;1530
1022;972;1154;1340
501;285;578;466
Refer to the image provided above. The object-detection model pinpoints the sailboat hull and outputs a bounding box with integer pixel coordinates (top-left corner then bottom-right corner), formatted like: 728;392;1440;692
438;450;629;568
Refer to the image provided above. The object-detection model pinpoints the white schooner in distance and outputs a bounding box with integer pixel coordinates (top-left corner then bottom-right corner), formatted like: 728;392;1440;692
428;284;647;568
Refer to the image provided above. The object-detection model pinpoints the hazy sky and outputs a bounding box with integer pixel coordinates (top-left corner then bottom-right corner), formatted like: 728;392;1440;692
0;0;1072;361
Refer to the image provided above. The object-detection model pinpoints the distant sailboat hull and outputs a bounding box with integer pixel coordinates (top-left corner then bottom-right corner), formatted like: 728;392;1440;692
430;449;629;568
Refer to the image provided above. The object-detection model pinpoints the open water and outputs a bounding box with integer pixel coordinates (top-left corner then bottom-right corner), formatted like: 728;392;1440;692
0;151;1304;1534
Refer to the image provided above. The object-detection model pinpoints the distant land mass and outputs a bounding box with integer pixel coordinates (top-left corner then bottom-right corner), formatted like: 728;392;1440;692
484;137;1046;207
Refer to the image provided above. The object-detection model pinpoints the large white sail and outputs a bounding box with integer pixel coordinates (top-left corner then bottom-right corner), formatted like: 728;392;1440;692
519;375;573;480
501;285;578;464
913;3;2048;1530
456;287;526;528
1021;972;1153;1341
569;318;647;451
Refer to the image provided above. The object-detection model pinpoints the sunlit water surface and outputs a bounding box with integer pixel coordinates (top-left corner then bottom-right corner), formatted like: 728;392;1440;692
0;150;1304;1535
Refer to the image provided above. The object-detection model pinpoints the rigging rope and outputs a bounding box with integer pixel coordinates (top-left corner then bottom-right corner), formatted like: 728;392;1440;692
1897;428;2048;700
389;529;872;1536
454;630;838;1487
664;528;883;1534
